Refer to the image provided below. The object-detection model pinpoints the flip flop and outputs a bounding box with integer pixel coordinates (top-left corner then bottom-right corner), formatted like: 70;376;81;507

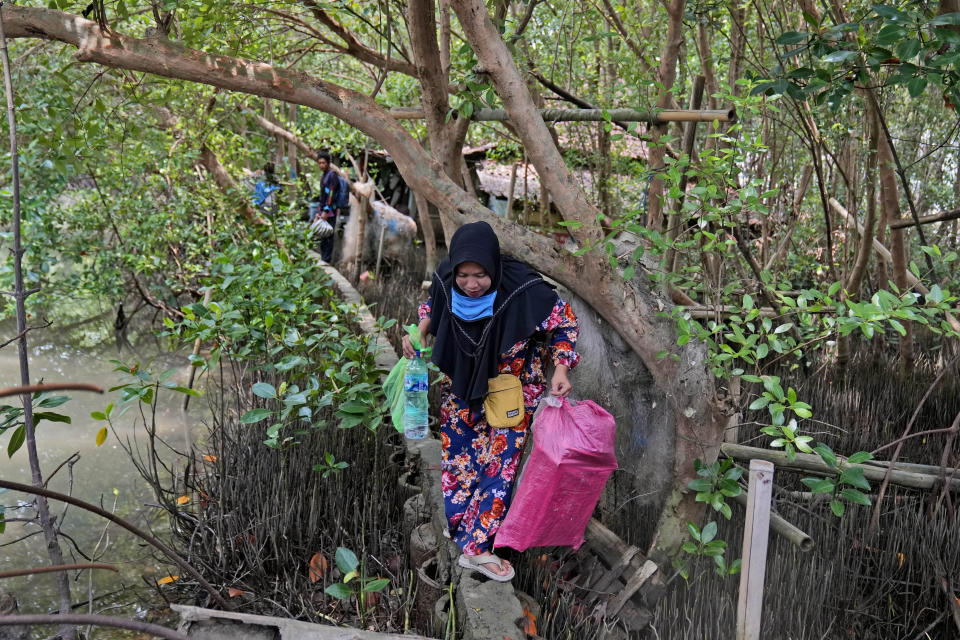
457;552;515;582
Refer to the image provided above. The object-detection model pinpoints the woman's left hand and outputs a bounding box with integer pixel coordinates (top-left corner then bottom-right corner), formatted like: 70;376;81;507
550;365;572;397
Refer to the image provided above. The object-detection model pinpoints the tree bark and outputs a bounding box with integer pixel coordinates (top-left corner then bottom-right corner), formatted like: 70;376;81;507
643;0;685;233
878;134;914;373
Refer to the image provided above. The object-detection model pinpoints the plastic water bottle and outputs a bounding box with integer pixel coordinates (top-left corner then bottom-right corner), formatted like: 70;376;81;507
403;351;429;439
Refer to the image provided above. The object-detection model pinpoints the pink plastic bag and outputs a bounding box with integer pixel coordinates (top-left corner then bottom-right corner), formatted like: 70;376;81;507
494;397;617;551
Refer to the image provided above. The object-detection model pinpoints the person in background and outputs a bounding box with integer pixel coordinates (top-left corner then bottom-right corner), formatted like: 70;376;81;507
401;221;580;582
252;162;281;216
315;150;340;263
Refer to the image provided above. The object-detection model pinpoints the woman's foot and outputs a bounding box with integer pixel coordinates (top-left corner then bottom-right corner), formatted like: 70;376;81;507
457;552;515;581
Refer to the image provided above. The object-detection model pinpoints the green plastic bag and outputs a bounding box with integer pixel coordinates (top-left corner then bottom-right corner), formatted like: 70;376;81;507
384;324;432;434
384;357;408;434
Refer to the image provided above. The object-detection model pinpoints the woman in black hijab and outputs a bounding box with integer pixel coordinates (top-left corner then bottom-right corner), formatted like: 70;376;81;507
402;221;580;581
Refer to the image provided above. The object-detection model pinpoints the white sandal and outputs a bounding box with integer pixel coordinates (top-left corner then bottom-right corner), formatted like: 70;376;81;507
457;552;515;582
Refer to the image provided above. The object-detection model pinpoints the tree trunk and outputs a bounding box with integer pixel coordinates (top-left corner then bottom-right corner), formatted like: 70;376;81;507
878;134;915;374
643;0;685;232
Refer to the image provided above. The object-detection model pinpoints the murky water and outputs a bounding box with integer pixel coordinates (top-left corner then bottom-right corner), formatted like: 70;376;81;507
0;318;203;617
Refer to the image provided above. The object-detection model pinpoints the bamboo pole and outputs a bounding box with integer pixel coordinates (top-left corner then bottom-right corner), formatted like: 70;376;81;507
389;106;737;124
730;491;813;552
736;460;774;640
888;208;960;229
720;443;960;491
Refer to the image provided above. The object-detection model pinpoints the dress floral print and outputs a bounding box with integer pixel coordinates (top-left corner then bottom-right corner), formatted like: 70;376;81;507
418;297;579;556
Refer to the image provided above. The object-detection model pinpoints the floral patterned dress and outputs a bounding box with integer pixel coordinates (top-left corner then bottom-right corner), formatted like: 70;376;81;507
418;297;580;556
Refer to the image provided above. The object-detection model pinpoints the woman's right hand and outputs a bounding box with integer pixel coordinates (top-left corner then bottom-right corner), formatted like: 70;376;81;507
401;335;416;359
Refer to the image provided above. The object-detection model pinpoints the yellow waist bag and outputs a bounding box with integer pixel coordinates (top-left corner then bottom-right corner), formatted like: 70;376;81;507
484;374;525;428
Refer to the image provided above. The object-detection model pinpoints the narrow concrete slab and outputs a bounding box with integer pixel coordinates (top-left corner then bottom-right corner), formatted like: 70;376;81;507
457;573;526;640
173;605;432;639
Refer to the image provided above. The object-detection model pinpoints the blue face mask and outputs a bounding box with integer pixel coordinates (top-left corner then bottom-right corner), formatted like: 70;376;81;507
451;289;497;321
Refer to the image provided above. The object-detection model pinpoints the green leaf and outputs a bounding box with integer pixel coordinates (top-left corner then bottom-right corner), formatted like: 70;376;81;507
335;547;359;573
325;582;353;600
363;578;390;592
240;408;274;424
7;425;25;457
895;38;921;61
774;323;794;334
687;522;701;542
839;466;871;490
821;50;857;63
748;396;770;410
90;411;107;420
252;382;277;399
840;488;872;506
36;395;70;408
800;477;835;493
906;75;927;98
846;451;873;465
830;499;846;517
929;12;960;26
275;355;307;372
687;478;713;492
814;443;837;468
33;412;71;425
701;521;718;544
337;400;370;415
776;31;810;45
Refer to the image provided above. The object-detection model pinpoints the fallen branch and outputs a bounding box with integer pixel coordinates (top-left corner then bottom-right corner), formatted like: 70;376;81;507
0;563;117;579
0;383;104;399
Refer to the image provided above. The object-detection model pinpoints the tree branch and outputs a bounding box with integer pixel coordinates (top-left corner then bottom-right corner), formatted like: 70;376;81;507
301;0;417;76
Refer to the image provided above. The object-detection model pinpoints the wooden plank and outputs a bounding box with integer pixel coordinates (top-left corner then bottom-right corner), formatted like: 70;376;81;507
586;545;640;601
606;560;658;617
736;460;774;640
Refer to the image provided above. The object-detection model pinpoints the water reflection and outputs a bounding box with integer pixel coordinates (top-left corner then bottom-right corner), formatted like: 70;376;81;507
0;317;204;616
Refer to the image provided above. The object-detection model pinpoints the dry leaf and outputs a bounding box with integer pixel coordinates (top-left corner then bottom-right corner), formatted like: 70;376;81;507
204;455;217;462
95;426;108;447
521;607;537;636
176;495;190;505
156;575;179;585
228;587;244;598
308;552;329;583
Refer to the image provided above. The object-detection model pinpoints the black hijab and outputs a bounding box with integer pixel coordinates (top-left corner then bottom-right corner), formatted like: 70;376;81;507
428;222;558;410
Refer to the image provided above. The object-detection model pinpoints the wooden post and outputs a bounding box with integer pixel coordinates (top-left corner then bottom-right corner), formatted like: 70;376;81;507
736;459;774;640
374;223;386;280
